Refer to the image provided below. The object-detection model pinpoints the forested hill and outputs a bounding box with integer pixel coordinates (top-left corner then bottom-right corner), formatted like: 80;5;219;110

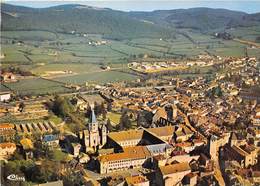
1;3;170;40
2;3;260;39
128;8;260;32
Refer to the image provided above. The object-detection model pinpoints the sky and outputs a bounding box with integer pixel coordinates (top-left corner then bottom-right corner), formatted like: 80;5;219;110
3;1;260;13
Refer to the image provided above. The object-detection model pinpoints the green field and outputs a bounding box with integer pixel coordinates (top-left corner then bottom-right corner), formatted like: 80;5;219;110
31;63;101;75
54;71;138;85
1;29;260;95
1;31;57;41
3;78;71;95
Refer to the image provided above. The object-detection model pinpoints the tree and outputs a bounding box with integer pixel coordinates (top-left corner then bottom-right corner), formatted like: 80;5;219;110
214;86;223;97
94;101;101;116
106;119;113;132
107;101;112;112
52;96;72;118
30;161;60;183
85;103;92;118
119;112;131;130
19;102;25;112
137;113;142;127
100;102;107;119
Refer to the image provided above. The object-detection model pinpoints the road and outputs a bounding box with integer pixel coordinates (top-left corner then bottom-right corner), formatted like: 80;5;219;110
233;38;260;48
214;159;226;186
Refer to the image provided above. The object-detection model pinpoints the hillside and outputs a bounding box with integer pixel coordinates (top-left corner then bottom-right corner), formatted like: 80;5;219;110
1;3;170;40
129;8;260;32
1;3;260;39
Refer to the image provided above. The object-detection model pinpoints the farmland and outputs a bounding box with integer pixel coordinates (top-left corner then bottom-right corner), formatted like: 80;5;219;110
2;78;71;95
1;27;260;95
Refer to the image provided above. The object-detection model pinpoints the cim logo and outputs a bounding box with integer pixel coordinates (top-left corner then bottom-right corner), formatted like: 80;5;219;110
7;174;25;182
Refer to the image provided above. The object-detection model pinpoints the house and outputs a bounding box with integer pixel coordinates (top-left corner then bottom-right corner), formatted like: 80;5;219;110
146;143;173;156
0;91;11;102
0;123;16;141
156;162;191;186
0;142;16;159
42;134;59;148
0;72;16;82
224;144;258;168
182;172;198;186
71;143;81;157
108;129;143;148
98;146;151;174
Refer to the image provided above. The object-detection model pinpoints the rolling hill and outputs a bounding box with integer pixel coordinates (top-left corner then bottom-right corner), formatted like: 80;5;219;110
1;3;170;40
129;8;260;32
1;3;260;39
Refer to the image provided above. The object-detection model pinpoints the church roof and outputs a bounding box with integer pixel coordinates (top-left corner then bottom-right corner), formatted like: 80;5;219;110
90;109;97;123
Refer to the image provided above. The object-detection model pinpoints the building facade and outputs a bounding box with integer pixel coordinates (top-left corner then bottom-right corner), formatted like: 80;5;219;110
79;110;107;152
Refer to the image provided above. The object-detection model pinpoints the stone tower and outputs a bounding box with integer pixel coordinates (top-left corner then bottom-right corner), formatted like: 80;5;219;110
100;123;107;147
80;108;107;152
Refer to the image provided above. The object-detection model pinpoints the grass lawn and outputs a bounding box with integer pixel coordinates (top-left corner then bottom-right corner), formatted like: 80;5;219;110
107;112;121;126
52;149;72;162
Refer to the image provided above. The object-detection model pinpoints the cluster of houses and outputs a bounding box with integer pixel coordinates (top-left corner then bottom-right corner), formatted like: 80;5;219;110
0;53;259;185
129;55;217;73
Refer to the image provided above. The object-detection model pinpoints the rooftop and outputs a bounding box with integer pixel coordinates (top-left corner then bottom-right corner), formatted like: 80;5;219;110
125;175;148;185
160;162;191;175
0;142;16;149
42;134;59;142
98;146;150;163
0;123;14;129
147;126;175;137
108;129;144;142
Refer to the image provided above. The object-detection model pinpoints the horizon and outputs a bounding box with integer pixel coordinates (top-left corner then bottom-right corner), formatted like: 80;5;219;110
3;1;260;13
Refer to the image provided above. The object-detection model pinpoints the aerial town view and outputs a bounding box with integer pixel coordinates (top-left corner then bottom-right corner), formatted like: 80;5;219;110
0;0;260;185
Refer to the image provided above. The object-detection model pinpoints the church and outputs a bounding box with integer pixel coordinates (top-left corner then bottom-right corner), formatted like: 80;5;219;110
78;109;107;152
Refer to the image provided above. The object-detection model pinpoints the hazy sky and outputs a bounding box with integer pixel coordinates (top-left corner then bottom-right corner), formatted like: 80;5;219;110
4;1;260;13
